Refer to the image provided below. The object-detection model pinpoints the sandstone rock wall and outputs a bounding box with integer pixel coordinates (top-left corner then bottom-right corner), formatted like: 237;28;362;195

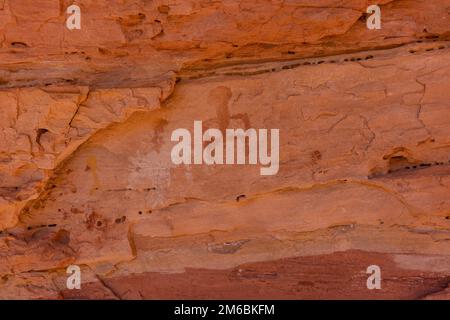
0;0;449;299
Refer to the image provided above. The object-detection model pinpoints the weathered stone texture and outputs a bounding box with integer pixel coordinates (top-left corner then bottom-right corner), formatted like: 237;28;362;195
0;0;449;299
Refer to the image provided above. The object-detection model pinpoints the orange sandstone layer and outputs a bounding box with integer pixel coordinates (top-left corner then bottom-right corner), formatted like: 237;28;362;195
0;0;449;299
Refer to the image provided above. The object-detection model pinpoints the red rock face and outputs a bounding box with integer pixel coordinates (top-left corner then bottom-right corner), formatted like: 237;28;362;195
0;1;449;299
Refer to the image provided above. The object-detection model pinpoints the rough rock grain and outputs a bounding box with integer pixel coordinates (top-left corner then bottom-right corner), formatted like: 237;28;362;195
0;0;449;299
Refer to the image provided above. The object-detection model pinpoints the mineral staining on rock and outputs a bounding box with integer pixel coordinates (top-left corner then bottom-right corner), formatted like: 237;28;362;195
0;0;449;299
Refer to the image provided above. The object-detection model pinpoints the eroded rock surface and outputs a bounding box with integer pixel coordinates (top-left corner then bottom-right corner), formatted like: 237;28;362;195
0;0;449;299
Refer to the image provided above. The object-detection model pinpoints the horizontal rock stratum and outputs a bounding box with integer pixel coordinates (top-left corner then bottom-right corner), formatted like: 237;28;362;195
0;0;449;299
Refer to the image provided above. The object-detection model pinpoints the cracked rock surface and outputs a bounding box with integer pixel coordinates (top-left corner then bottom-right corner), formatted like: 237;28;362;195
0;0;449;299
